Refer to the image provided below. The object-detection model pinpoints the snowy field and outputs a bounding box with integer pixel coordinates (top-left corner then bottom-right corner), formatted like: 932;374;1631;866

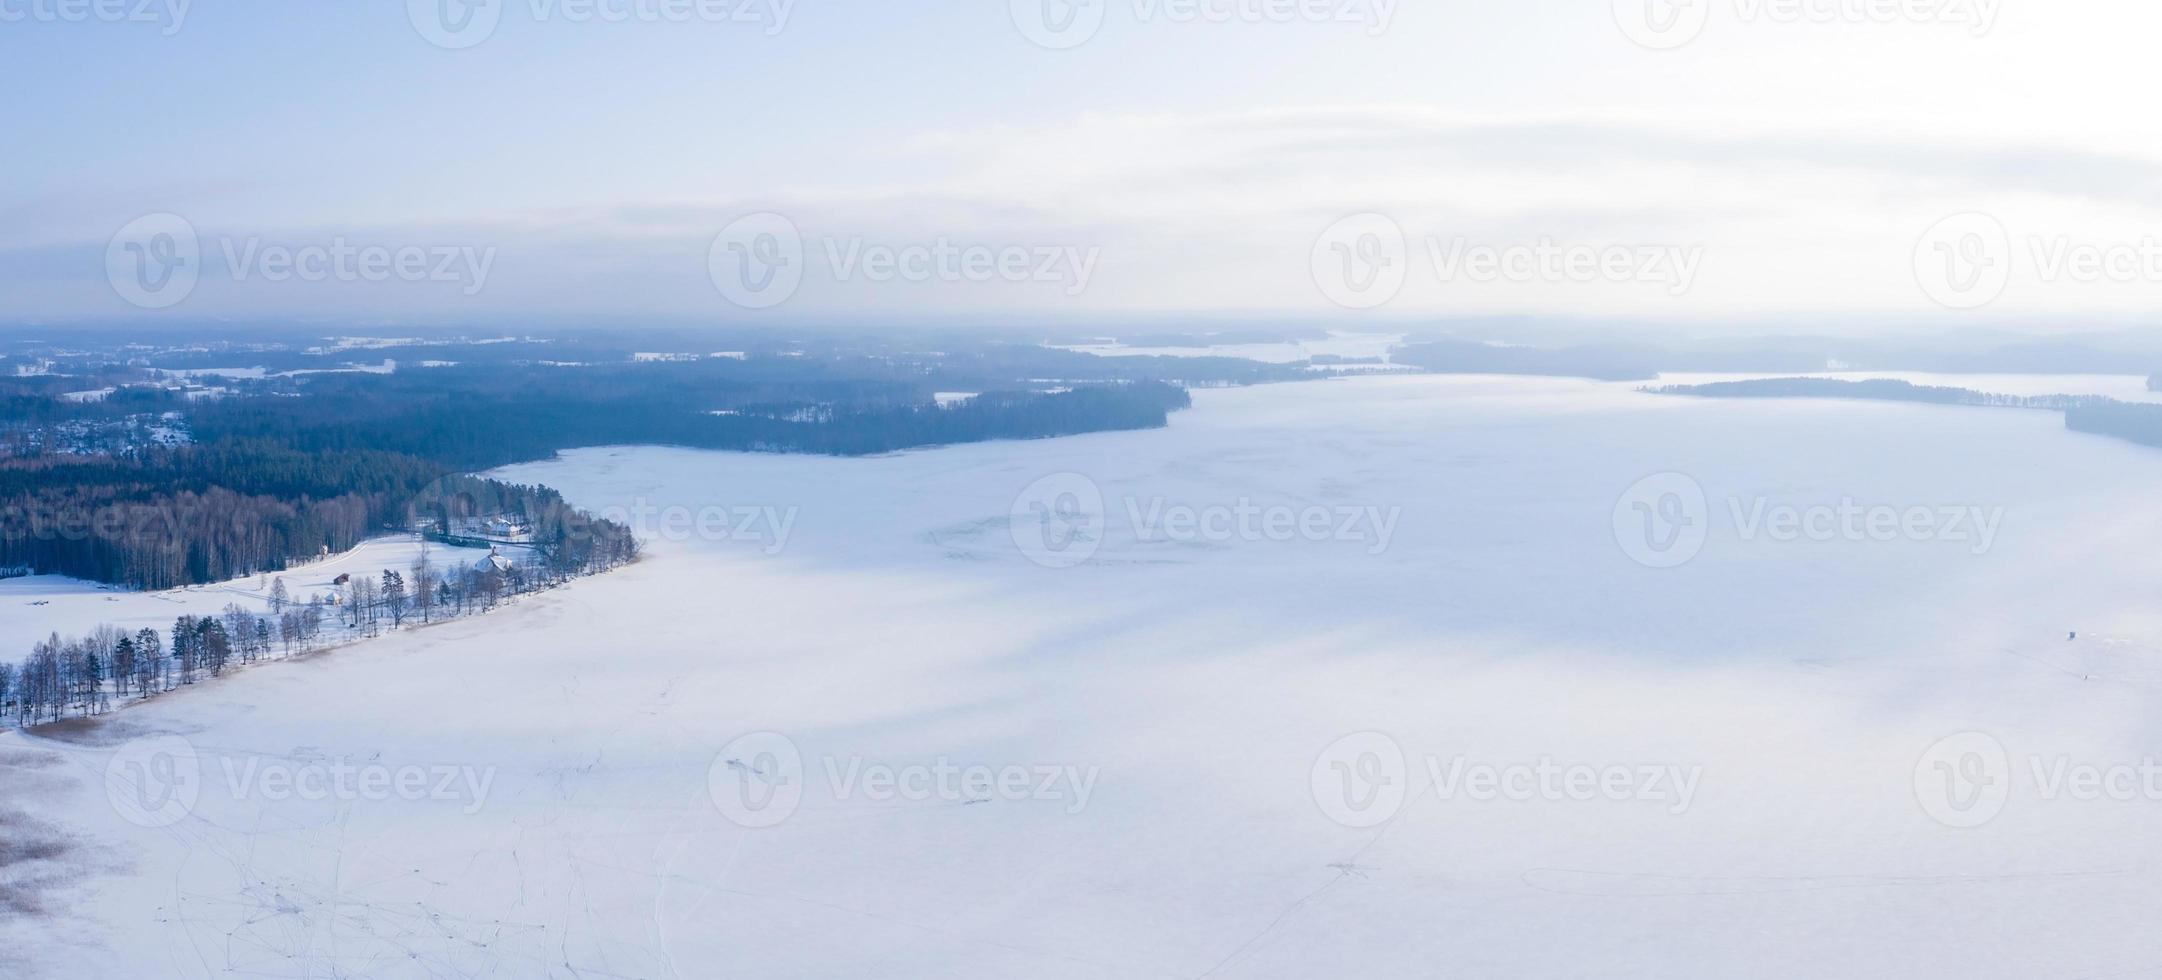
11;375;2162;977
0;535;447;656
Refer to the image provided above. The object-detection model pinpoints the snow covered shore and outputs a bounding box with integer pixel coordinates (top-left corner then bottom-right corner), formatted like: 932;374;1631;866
0;535;441;656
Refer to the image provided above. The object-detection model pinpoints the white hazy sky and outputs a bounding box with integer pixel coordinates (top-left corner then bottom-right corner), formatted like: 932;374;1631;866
5;0;2161;324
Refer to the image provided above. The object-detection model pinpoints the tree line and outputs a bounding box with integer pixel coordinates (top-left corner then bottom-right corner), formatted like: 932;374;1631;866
186;370;1195;469
1651;377;2162;457
0;446;637;590
1646;377;2123;410
0;538;634;728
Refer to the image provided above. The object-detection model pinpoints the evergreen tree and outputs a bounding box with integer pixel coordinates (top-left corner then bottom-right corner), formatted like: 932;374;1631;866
112;635;136;698
383;569;407;627
134;627;163;696
199;619;232;677
173;616;199;685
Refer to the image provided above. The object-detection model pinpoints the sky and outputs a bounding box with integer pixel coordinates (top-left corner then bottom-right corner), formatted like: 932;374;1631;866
5;0;2162;327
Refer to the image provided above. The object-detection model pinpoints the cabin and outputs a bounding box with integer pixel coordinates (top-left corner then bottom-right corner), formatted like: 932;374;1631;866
332;573;351;586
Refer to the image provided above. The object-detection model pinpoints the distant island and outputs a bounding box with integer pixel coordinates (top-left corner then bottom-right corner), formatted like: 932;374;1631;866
1648;376;2162;452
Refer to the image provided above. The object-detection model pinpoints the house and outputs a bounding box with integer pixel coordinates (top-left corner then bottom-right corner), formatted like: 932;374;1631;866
483;517;531;539
472;548;515;575
332;573;351;586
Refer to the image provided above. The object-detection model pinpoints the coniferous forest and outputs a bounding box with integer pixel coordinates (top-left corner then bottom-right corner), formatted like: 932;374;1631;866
0;334;1200;590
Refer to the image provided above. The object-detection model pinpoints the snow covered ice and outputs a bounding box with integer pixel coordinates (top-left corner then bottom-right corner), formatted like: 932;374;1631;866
9;374;2162;978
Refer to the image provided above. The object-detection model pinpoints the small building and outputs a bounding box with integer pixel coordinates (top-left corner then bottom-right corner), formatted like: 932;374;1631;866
472;548;515;575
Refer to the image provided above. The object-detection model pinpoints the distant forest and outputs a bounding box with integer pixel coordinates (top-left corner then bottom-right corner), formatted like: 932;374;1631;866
1644;377;2122;410
1650;376;2162;453
2065;402;2162;450
1392;340;1664;381
186;368;1193;467
0;450;637;589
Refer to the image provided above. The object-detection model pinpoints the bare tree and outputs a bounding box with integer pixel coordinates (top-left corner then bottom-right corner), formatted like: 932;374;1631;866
412;549;435;623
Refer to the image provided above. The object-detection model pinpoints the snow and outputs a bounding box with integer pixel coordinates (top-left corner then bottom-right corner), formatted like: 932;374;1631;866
11;375;2162;977
314;337;425;351
157;367;268;380
159;361;402;380
934;391;978;407
278;359;397;377
0;535;449;655
1052;329;1404;365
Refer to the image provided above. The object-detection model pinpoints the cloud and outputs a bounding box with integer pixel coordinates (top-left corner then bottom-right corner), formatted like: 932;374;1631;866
21;106;2162;320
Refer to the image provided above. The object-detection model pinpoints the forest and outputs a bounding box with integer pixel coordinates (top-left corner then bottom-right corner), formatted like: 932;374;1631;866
184;368;1195;467
2065;401;2162;449
0;338;1196;589
0;443;640;589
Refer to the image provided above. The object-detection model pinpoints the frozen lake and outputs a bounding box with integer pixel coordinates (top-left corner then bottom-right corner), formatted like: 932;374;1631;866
9;374;2162;978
